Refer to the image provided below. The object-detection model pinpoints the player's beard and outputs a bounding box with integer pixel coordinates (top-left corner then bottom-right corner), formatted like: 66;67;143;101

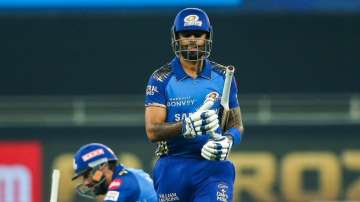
180;44;206;61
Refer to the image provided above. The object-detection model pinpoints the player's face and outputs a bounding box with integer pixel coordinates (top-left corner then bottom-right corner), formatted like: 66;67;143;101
82;170;94;187
76;168;107;199
177;31;208;61
178;31;207;48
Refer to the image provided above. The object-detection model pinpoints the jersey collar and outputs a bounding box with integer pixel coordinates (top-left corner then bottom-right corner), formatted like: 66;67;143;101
112;164;125;179
171;57;212;80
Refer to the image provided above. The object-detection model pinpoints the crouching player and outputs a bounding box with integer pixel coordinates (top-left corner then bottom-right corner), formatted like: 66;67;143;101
72;143;157;202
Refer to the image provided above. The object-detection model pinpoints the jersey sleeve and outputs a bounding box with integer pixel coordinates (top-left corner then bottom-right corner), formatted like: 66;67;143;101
103;177;140;202
229;76;239;109
145;73;167;108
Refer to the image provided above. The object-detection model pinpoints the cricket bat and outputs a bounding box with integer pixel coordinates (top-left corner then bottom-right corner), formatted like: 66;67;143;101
50;169;60;202
219;65;235;130
199;65;235;138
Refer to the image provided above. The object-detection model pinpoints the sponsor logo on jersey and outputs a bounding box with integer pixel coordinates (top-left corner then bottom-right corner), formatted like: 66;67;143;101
104;190;120;201
174;112;194;122
216;183;229;202
159;192;180;202
81;149;104;161
146;85;159;96
184;15;202;27
167;97;195;107
108;179;122;190
174;109;219;122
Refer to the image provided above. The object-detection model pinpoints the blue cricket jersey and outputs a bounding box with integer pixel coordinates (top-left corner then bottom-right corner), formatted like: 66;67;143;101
145;57;239;158
103;165;157;202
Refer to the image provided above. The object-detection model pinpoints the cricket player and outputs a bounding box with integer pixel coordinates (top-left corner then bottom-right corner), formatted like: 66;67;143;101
145;8;244;202
72;143;157;202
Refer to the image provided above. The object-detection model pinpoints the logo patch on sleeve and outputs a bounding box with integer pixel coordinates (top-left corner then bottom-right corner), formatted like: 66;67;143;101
108;179;122;190
104;191;120;201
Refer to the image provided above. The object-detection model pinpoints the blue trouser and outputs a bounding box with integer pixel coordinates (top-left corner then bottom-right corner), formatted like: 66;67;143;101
153;156;235;202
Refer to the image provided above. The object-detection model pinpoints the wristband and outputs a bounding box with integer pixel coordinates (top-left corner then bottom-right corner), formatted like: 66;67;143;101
224;127;242;145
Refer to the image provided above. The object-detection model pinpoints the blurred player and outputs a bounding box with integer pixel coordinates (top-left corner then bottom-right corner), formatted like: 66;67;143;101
145;8;244;202
72;143;157;202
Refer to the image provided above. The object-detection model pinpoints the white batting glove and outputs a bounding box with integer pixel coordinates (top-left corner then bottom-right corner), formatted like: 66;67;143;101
201;136;233;161
181;110;219;139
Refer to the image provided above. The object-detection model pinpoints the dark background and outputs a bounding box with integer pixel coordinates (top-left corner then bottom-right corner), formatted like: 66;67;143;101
1;13;359;95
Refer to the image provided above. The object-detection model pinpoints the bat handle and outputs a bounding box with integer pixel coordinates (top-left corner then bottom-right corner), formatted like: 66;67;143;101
227;65;235;71
50;169;60;202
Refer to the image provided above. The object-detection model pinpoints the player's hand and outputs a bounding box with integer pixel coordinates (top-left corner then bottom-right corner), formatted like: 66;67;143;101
201;136;233;161
181;110;219;139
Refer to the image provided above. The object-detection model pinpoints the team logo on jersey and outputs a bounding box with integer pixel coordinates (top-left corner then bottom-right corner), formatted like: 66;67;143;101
81;148;104;161
108;179;122;190
184;15;202;27
104;191;120;201
204;91;220;102
217;183;229;202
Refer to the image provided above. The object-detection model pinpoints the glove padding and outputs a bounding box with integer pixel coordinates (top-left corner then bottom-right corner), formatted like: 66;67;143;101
182;110;219;139
201;136;233;161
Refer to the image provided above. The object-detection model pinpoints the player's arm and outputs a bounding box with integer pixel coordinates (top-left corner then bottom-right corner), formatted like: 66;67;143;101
225;106;244;134
145;105;218;142
145;70;218;142
145;106;182;142
145;70;182;142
